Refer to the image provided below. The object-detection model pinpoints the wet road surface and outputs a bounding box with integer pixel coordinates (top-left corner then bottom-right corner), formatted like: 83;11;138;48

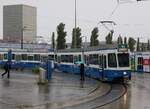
97;72;150;109
64;84;126;109
0;69;108;109
0;69;150;109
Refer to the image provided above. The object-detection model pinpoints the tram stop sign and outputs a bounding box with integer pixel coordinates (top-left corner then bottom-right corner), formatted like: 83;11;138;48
118;44;128;52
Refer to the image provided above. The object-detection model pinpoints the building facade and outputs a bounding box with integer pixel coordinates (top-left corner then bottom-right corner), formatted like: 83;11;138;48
3;4;37;43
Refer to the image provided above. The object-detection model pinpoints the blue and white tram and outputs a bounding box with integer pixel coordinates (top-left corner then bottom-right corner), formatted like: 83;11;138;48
56;51;82;74
0;48;131;81
56;49;131;81
0;49;54;69
85;49;131;81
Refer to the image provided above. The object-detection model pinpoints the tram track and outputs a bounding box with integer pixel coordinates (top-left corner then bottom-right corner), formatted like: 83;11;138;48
92;84;127;109
21;83;127;109
0;77;127;109
12;83;126;109
14;82;110;109
0;78;111;109
64;83;127;109
0;83;127;109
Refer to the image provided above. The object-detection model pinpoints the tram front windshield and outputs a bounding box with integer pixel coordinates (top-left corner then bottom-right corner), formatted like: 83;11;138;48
118;53;129;67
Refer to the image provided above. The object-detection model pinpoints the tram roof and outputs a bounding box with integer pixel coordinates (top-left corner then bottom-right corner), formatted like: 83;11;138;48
133;52;150;55
57;46;117;53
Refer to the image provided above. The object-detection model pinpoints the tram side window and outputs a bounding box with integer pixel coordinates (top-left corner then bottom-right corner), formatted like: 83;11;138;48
89;55;92;64
15;55;21;61
69;55;73;63
61;55;73;63
89;54;99;65
74;55;81;62
28;55;34;61
4;54;8;60
86;55;89;65
12;54;15;60
74;56;77;63
108;53;117;67
22;54;27;60
0;54;3;60
118;53;129;67
61;55;66;62
84;55;87;64
103;55;107;68
55;55;57;61
41;56;48;62
99;55;103;68
48;55;54;60
57;56;61;63
138;57;143;65
99;55;107;68
34;54;40;61
78;55;81;61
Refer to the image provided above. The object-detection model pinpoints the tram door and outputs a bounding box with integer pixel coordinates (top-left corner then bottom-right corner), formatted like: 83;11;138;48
137;56;143;72
143;56;150;72
99;54;106;80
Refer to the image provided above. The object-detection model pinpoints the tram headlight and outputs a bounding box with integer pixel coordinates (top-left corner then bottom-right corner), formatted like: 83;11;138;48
123;72;127;75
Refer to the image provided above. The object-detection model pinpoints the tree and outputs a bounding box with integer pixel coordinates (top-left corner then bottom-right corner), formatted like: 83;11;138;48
136;37;140;52
128;37;136;52
141;43;145;52
51;32;55;50
105;30;113;44
71;27;82;48
124;37;127;44
147;40;150;51
56;23;67;50
71;28;76;48
117;35;123;45
90;27;99;46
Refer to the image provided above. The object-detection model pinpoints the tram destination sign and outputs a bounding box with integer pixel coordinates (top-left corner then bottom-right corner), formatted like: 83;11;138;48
118;44;128;52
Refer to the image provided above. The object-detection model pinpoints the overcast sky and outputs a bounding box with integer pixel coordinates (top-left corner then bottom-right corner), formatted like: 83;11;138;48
0;0;150;43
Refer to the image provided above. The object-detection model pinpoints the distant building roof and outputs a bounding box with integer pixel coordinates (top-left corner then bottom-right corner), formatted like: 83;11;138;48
0;42;51;52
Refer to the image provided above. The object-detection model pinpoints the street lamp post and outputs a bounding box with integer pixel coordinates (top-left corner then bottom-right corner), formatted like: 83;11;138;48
81;36;87;62
74;0;77;48
21;28;23;49
81;36;87;49
21;26;28;49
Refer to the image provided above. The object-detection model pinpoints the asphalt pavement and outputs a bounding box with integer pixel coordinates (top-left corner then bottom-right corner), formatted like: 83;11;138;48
0;69;108;109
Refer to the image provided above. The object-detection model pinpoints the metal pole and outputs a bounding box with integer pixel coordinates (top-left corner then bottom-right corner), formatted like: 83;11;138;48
21;26;28;49
81;36;87;62
21;28;23;49
85;36;87;49
74;0;77;48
